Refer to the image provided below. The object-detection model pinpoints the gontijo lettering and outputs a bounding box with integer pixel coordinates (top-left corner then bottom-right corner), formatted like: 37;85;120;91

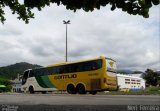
54;74;77;80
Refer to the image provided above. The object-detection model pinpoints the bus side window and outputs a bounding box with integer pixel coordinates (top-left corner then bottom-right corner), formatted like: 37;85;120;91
91;62;97;70
40;68;47;76
34;69;41;76
59;66;65;74
84;62;92;71
83;60;102;71
43;68;48;76
97;59;102;68
48;67;55;75
39;68;44;76
65;65;70;73
55;66;60;74
76;63;83;72
48;66;60;74
91;60;102;70
39;68;45;76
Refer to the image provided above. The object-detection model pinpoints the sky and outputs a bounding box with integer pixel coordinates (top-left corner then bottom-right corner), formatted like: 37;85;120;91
0;4;160;71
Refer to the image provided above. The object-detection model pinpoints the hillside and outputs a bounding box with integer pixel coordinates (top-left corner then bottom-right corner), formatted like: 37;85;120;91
0;62;42;79
117;70;144;75
117;69;134;74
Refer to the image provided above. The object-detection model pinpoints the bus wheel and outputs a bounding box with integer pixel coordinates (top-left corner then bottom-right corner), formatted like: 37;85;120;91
29;86;34;94
76;84;86;94
67;84;77;94
89;91;97;95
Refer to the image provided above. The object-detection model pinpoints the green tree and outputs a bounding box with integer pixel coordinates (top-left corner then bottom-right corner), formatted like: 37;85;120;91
0;0;159;24
142;69;159;86
0;0;34;24
0;78;12;92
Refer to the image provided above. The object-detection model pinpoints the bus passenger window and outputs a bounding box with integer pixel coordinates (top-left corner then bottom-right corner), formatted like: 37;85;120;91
59;66;65;74
92;62;98;70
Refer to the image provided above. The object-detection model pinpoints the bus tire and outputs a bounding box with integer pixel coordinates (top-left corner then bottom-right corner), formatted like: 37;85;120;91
67;84;77;94
89;91;97;95
29;86;34;94
76;84;87;94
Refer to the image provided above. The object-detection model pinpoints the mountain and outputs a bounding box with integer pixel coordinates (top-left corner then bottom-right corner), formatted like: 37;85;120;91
131;71;144;74
0;62;42;79
156;71;160;76
117;69;134;74
117;69;144;74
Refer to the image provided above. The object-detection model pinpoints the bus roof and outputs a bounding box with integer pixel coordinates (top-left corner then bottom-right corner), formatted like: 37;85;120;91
105;57;116;62
47;56;106;67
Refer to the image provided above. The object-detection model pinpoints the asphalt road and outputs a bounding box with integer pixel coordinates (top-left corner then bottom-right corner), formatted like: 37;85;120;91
0;93;159;105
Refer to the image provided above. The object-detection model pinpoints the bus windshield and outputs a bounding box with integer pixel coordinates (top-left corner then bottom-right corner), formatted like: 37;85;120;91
22;70;29;85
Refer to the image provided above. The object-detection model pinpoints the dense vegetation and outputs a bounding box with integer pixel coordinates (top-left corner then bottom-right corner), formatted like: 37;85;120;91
0;62;41;79
142;69;160;86
0;0;159;23
0;77;12;92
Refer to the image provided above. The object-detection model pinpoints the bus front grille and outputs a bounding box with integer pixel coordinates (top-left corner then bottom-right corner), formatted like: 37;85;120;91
90;79;101;90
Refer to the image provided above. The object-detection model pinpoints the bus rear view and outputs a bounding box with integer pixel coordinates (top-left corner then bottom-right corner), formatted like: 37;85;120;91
102;57;118;91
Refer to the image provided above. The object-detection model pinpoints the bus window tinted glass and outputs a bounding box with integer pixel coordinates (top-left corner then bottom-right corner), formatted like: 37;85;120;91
35;59;102;75
83;59;102;71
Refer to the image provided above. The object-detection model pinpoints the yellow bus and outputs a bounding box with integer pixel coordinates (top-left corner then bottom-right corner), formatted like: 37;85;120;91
21;56;117;94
